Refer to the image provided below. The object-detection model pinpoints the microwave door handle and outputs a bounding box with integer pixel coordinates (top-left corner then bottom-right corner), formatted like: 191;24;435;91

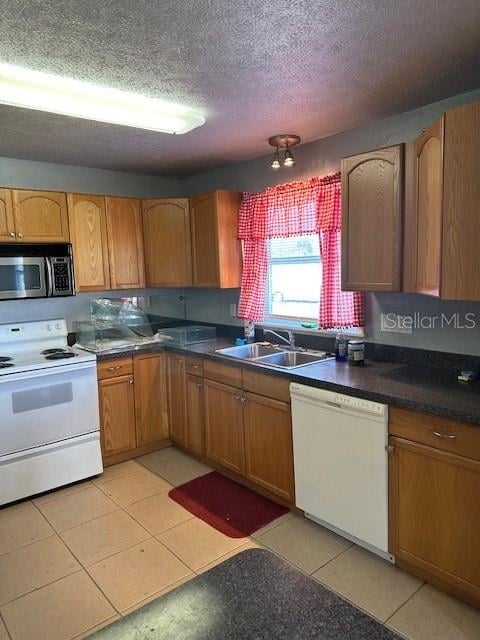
45;257;54;297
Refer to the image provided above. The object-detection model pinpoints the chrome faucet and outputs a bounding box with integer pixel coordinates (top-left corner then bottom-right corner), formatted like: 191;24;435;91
264;329;296;350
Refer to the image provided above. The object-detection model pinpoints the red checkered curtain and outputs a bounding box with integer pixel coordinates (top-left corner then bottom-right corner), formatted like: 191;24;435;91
238;172;363;328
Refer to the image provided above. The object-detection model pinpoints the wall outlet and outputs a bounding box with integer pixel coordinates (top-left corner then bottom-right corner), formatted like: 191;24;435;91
380;313;413;334
229;303;237;317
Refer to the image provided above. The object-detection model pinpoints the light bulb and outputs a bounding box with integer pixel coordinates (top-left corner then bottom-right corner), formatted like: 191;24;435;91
284;147;295;167
271;149;281;169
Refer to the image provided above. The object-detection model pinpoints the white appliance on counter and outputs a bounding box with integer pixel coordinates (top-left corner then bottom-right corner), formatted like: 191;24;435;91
0;319;102;506
290;383;392;561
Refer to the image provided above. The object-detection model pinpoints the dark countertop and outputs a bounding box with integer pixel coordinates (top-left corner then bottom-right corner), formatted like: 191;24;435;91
93;338;480;426
91;549;401;640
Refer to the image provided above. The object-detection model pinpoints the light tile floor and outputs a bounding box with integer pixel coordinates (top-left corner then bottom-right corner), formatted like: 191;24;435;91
0;446;478;639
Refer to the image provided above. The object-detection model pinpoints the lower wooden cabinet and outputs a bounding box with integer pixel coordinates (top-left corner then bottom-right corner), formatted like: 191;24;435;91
98;354;168;461
244;392;294;502
389;435;480;607
204;378;245;475
134;354;169;446
98;374;136;457
166;353;187;446
185;373;205;455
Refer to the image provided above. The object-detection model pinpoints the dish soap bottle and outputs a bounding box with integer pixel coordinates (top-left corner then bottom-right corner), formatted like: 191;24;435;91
335;333;348;362
244;320;255;344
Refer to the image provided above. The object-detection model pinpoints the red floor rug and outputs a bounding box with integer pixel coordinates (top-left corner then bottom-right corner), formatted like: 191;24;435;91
169;471;289;538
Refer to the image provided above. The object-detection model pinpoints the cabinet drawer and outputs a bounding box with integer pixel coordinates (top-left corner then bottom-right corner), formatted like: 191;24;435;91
389;406;480;461
203;359;242;387
242;369;291;403
185;356;203;377
97;356;133;380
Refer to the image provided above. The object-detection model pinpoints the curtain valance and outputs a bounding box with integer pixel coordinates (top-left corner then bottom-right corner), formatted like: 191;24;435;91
238;172;341;239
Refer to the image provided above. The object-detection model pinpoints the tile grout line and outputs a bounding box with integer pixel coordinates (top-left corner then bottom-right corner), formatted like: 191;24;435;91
0;611;12;640
383;580;426;626
37;503;122;536
307;542;355;575
32;481;95;507
0;568;85;609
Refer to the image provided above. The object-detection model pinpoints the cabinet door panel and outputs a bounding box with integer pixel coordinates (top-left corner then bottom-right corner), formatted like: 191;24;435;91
186;374;205;455
142;198;192;287
134;354;169;446
105;197;145;289
12;190;69;242
99;375;136;457
190;193;219;287
390;437;480;604
415;118;444;296
342;146;402;291
244;393;294;501
204;379;244;475
442;103;480;300
0;189;15;242
167;353;187;445
67;193;110;291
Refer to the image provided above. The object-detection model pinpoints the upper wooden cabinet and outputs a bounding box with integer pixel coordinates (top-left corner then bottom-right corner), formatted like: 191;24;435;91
190;190;242;288
105;197;145;289
142;198;192;287
411;102;480;300
0;189;15;242
11;190;69;242
67;193;110;291
414;118;444;296
341;145;403;291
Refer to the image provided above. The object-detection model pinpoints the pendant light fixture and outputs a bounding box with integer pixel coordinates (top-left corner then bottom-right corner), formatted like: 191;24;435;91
268;134;301;169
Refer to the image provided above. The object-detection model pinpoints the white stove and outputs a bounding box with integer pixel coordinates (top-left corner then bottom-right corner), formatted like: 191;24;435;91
0;319;103;506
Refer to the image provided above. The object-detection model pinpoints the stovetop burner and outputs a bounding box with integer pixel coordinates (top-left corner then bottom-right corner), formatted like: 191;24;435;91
0;362;14;368
44;352;77;361
41;348;67;355
0;356;13;363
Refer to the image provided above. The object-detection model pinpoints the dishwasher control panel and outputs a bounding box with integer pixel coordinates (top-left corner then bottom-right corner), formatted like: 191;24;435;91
331;394;386;415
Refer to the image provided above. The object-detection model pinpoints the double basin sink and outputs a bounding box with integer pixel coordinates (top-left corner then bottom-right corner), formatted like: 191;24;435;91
215;342;333;369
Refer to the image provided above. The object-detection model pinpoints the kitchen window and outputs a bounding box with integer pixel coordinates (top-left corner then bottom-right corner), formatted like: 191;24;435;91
265;235;321;322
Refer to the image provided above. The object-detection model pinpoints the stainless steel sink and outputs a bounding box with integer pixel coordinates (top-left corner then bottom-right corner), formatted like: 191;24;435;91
215;342;333;369
257;350;331;369
215;343;282;359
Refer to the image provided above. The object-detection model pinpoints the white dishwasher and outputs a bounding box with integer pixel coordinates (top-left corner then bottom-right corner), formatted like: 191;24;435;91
290;383;392;561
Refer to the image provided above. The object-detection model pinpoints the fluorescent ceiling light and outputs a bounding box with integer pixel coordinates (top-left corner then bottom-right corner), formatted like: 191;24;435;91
0;63;205;134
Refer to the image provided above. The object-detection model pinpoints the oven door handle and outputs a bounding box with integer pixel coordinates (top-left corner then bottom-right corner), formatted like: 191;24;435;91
0;361;96;383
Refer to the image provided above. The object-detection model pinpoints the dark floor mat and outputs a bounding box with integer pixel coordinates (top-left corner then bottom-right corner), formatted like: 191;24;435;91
90;548;402;640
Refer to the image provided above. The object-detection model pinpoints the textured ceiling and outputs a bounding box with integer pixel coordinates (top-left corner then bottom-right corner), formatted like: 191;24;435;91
0;0;479;177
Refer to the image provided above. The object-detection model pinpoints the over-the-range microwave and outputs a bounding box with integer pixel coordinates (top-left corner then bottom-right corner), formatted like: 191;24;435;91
0;243;75;300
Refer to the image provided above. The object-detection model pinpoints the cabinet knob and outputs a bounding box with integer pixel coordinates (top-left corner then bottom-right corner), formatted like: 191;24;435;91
190;364;199;369
9;232;15;237
129;379;134;384
432;431;456;440
234;395;242;401
17;232;23;238
386;445;394;454
196;383;203;389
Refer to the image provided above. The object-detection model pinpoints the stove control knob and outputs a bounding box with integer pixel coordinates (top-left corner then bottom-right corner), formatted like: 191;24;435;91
46;324;52;331
55;323;61;330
